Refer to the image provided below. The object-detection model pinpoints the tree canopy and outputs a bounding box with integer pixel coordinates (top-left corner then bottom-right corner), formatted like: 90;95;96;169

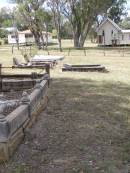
8;0;128;48
108;0;127;24
9;0;52;49
61;0;127;47
119;17;130;29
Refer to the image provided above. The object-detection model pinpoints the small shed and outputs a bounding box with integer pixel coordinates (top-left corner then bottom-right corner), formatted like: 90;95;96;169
8;30;52;45
97;18;130;46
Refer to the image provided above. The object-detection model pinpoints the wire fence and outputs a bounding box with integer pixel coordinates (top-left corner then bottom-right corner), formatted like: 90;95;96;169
10;44;130;57
66;47;130;57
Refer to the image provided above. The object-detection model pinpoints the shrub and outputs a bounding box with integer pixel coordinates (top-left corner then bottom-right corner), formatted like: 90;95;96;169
3;38;8;44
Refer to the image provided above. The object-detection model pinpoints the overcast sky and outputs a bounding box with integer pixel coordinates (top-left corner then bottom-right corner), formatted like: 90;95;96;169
0;0;16;9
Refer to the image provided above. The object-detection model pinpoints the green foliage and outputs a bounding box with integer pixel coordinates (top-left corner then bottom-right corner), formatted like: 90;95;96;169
61;21;73;39
60;0;127;47
119;17;130;29
0;29;8;38
9;0;128;48
0;7;13;28
3;38;8;44
11;165;26;173
52;29;57;38
12;0;53;49
108;0;127;24
2;19;12;27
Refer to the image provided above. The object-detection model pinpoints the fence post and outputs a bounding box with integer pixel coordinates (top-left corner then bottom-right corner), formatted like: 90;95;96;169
45;64;50;76
123;47;125;57
103;46;106;56
47;50;50;55
84;48;86;56
30;45;32;56
12;44;14;54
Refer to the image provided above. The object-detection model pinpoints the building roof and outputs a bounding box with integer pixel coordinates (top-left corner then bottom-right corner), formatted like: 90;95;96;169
18;30;32;34
97;17;130;35
122;29;130;33
18;30;52;35
97;17;122;32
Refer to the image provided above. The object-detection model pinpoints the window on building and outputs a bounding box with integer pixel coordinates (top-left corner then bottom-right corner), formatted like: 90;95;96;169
122;34;124;40
111;30;113;36
102;30;105;36
25;33;33;38
11;35;18;39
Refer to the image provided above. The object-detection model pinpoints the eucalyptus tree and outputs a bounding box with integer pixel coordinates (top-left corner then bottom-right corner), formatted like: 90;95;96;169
42;11;52;48
108;0;127;24
47;0;64;51
0;7;13;28
61;0;127;48
119;17;130;29
10;0;49;49
10;0;127;48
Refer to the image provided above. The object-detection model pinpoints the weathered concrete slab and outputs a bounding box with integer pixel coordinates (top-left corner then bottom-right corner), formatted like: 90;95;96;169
6;105;29;136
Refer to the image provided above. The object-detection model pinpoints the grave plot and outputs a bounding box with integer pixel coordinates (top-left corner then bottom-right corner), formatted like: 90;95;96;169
62;64;108;72
0;71;50;163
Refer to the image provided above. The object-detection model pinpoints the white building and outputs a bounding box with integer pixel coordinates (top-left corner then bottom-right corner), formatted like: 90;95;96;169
97;18;130;46
8;30;52;45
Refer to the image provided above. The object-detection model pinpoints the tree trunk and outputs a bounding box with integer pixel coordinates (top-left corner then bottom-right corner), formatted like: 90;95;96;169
73;32;87;48
32;31;41;49
79;32;88;48
73;22;92;48
45;23;48;50
40;31;45;50
57;21;62;52
57;32;62;52
73;29;82;48
53;5;62;52
73;33;80;48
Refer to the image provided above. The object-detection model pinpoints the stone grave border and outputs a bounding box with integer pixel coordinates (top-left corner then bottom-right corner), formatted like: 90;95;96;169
0;76;50;162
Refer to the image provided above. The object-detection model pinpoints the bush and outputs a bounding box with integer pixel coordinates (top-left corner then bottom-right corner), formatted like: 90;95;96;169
3;38;8;44
0;29;8;39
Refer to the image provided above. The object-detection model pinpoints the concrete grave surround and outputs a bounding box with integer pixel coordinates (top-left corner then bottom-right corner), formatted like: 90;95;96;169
0;77;50;162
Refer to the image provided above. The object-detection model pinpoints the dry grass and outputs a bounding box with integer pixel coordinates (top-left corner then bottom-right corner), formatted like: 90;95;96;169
0;41;130;172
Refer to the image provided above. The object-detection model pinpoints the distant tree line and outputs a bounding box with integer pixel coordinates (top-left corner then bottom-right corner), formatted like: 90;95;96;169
0;0;128;49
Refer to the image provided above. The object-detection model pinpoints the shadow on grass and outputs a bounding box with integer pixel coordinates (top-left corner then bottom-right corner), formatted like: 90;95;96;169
1;77;130;173
46;77;130;173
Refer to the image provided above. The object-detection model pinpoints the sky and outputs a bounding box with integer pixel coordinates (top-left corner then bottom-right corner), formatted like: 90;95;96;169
128;0;130;14
0;0;16;9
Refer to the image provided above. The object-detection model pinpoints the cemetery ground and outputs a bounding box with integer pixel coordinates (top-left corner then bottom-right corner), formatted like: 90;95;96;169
0;40;130;172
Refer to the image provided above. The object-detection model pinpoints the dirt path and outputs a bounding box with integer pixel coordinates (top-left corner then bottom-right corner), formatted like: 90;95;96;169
0;77;130;173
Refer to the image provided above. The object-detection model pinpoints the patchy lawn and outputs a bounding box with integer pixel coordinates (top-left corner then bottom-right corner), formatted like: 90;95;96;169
0;42;130;172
